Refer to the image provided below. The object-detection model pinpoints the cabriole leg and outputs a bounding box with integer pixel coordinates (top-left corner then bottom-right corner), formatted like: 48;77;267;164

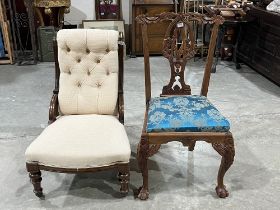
212;133;235;198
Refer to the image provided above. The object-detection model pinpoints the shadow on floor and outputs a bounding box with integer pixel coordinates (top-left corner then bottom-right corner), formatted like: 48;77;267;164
234;66;280;97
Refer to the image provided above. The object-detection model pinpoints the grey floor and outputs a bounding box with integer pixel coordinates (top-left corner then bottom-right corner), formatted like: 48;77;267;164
0;57;280;210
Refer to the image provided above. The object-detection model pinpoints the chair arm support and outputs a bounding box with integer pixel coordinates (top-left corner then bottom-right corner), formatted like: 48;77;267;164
118;91;124;124
48;92;59;125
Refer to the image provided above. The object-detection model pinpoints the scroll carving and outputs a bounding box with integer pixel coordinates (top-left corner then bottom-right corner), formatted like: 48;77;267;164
48;93;59;124
136;12;224;25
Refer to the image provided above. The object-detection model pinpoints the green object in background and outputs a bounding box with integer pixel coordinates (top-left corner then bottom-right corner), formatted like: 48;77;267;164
37;26;56;62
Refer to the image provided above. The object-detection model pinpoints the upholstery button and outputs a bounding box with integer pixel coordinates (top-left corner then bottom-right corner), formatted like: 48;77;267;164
106;71;110;76
77;58;81;63
96;59;101;63
87;71;91;76
96;83;101;88
106;48;110;53
68;71;71;75
66;47;70;52
77;82;81;87
86;48;90;54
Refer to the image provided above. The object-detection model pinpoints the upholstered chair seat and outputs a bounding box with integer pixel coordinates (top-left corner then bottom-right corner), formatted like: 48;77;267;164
147;95;230;133
25;29;130;198
25;115;131;168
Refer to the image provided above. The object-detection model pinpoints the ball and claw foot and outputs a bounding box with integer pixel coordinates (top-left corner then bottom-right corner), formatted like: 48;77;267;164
138;186;149;200
216;185;229;198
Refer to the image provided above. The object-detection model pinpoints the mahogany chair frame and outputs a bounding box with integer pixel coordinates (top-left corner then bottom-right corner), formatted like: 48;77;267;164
136;12;235;200
26;37;129;198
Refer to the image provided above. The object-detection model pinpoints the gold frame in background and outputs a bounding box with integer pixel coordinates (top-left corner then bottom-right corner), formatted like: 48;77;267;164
34;0;70;8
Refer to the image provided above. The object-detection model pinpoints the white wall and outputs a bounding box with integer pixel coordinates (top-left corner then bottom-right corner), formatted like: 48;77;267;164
64;0;131;26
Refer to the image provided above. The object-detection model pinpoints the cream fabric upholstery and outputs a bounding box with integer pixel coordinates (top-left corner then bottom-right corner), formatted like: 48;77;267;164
57;29;119;115
25;115;131;168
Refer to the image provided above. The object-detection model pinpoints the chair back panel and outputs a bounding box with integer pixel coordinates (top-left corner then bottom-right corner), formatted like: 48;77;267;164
136;13;224;102
162;16;196;95
57;29;119;115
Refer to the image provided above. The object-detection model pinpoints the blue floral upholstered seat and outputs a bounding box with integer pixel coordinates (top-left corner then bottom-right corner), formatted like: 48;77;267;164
147;95;230;133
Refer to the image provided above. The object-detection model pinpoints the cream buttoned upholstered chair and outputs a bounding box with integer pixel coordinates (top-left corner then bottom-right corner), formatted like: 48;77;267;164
25;29;131;197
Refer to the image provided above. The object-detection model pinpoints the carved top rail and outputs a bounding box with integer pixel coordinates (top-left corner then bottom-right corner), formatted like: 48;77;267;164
136;12;224;25
136;12;224;98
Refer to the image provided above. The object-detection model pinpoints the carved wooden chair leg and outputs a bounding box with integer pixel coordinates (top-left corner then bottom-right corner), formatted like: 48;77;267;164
26;163;43;197
118;164;130;194
29;171;43;197
188;141;196;151
137;136;150;200
212;133;235;198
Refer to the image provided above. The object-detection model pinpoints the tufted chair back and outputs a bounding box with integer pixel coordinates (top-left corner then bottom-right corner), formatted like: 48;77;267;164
57;29;119;115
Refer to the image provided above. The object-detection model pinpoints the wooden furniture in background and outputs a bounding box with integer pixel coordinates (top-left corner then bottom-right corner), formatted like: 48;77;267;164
34;0;71;28
95;0;121;20
24;0;38;64
131;0;176;55
180;0;216;13
205;5;249;72
136;12;235;200
0;0;13;64
237;5;280;86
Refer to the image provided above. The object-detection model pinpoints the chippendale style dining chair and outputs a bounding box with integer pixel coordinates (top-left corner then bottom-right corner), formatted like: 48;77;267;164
25;29;131;197
136;13;235;200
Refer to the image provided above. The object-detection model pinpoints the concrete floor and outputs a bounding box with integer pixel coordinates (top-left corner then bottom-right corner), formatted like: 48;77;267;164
0;57;280;210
